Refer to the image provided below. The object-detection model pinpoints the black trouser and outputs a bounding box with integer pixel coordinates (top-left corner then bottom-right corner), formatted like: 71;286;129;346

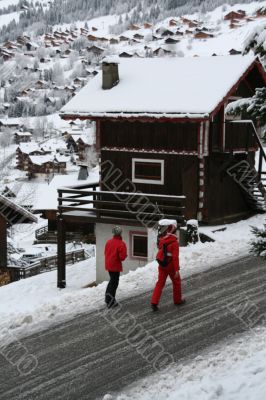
105;272;120;305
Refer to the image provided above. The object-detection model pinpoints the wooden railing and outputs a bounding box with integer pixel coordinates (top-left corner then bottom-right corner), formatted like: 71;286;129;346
8;248;88;281
224;121;257;151
35;225;48;240
211;120;263;153
58;187;186;226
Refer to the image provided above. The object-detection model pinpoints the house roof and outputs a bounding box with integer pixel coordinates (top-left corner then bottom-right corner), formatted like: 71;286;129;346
18;143;40;154
14;131;32;136
34;168;99;211
0;194;37;225
61;55;265;120
29;155;55;165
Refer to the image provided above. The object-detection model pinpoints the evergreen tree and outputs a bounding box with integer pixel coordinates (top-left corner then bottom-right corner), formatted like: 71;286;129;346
250;224;266;257
226;88;266;128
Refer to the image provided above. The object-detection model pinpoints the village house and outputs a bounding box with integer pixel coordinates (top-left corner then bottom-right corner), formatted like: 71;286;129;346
119;52;133;58
110;38;119;45
35;80;48;89
16;143;44;170
169;19;178;27
119;35;130;42
180;17;199;27
80;27;89;36
229;48;242;55
256;7;266;17
27;155;67;179
128;24;141;31
164;37;180;44
153;47;172;56
161;29;175;37
194;31;214;39
73;77;87;86
87;45;105;56
0;119;21;131
13;131;32;144
87;34;99;42
0;49;15;61
143;22;153;29
2;41;17;50
133;33;144;40
224;10;246;20
230;21;240;29
59;55;266;286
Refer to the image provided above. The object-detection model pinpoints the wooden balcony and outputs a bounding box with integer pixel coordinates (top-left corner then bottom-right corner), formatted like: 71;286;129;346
58;184;186;227
224;121;257;152
211;120;258;153
57;184;186;288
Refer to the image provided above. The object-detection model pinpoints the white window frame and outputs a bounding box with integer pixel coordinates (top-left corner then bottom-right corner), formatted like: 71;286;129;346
132;158;164;185
131;232;148;260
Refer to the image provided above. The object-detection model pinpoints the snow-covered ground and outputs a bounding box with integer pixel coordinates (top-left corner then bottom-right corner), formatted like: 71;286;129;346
0;10;20;28
0;213;265;344
116;324;266;400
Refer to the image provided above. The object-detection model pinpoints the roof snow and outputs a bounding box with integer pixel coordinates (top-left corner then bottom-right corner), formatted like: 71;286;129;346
14;131;32;136
18;143;40;154
61;55;258;119
29;155;55;165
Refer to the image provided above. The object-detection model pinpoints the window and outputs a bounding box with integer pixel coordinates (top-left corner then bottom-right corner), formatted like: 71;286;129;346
131;232;148;259
132;158;164;185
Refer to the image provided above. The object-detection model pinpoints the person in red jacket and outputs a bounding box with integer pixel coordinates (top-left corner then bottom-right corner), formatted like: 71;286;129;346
151;220;185;311
105;226;127;308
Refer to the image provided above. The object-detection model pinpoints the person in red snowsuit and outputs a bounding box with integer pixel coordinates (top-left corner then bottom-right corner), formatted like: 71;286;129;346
105;226;127;308
151;222;185;311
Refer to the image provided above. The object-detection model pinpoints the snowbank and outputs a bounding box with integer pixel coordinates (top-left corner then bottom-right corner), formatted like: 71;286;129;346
117;325;266;400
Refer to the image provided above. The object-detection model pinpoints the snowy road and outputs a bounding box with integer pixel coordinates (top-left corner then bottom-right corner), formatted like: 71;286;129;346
0;255;266;400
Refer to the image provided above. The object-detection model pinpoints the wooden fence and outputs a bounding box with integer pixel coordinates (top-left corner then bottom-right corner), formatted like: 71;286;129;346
8;248;88;282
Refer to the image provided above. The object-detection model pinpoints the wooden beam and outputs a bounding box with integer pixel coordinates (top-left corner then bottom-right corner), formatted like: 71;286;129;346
0;214;7;269
57;216;66;288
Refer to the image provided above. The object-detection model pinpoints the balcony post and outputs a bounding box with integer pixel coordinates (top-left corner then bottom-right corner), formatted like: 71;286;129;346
258;150;263;182
57;216;66;288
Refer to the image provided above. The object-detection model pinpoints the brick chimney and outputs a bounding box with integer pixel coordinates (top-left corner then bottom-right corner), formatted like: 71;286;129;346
102;58;119;90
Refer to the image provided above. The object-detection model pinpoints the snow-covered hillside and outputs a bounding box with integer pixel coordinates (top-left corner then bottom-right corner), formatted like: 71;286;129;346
0;1;265;123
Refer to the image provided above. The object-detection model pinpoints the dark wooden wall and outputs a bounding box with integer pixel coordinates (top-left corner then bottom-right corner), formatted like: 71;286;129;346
101;151;199;219
101;121;199;152
205;152;254;222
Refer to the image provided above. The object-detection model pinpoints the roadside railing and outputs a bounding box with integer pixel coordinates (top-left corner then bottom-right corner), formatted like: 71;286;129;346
8;248;90;281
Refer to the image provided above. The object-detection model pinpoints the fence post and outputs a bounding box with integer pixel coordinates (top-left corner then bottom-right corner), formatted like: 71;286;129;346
57;216;66;288
258;150;263;182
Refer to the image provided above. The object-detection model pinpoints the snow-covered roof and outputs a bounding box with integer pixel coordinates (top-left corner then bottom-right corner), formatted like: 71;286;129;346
29;155;55;165
55;155;69;163
34;168;99;210
0;118;21;126
1;181;48;208
14;131;32;136
71;134;94;145
61;55;261;119
18;143;40;154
